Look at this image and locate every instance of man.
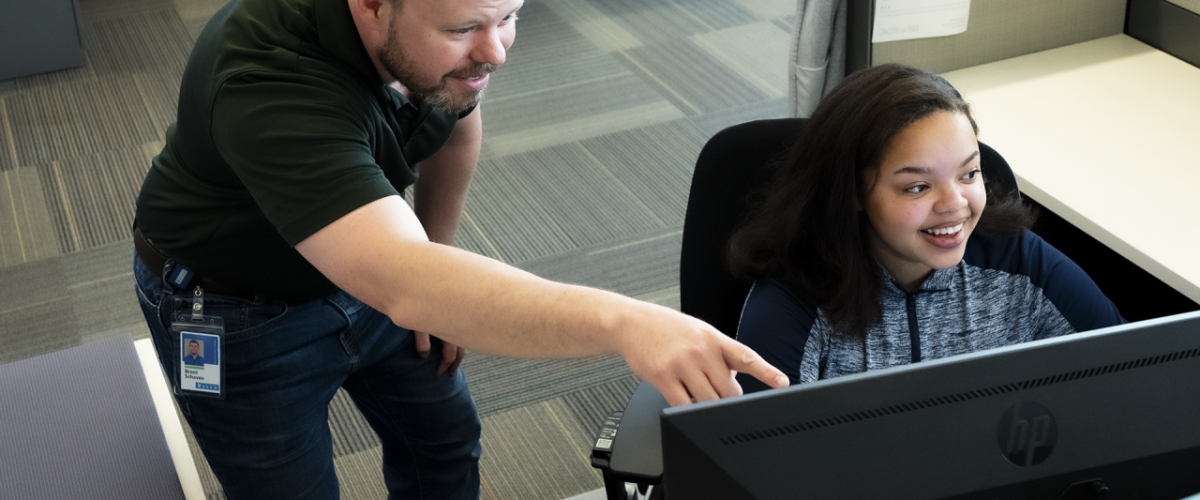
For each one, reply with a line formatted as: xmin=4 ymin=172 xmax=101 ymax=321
xmin=131 ymin=0 xmax=787 ymax=497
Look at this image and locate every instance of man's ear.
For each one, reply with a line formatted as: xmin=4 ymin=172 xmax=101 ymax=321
xmin=348 ymin=0 xmax=389 ymax=33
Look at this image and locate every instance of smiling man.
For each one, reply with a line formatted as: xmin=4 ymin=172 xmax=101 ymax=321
xmin=131 ymin=0 xmax=786 ymax=497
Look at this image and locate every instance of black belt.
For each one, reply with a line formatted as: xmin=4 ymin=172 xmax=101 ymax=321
xmin=133 ymin=227 xmax=258 ymax=301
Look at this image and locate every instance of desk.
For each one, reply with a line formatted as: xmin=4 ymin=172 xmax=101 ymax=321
xmin=0 ymin=334 xmax=204 ymax=499
xmin=942 ymin=34 xmax=1200 ymax=302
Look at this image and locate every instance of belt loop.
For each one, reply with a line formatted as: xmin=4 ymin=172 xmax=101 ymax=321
xmin=160 ymin=259 xmax=178 ymax=294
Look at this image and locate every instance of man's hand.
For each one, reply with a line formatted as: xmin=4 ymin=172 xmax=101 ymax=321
xmin=616 ymin=307 xmax=789 ymax=406
xmin=414 ymin=331 xmax=466 ymax=376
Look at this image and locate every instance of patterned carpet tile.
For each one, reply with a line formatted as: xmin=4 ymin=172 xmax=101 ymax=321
xmin=483 ymin=100 xmax=685 ymax=158
xmin=0 ymin=241 xmax=144 ymax=364
xmin=451 ymin=209 xmax=509 ymax=262
xmin=676 ymin=0 xmax=765 ymax=31
xmin=462 ymin=155 xmax=578 ymax=264
xmin=691 ymin=21 xmax=792 ymax=99
xmin=133 ymin=69 xmax=185 ymax=134
xmin=620 ymin=39 xmax=773 ymax=116
xmin=559 ymin=375 xmax=641 ymax=439
xmin=467 ymin=143 xmax=668 ymax=264
xmin=78 ymin=0 xmax=177 ymax=22
xmin=0 ymin=167 xmax=62 ymax=266
xmin=82 ymin=8 xmax=192 ymax=77
xmin=327 ymin=388 xmax=383 ymax=458
xmin=0 ymin=302 xmax=82 ymax=365
xmin=689 ymin=97 xmax=790 ymax=138
xmin=0 ymin=256 xmax=68 ymax=319
xmin=35 ymin=146 xmax=150 ymax=253
xmin=516 ymin=228 xmax=682 ymax=299
xmin=7 ymin=75 xmax=161 ymax=166
xmin=479 ymin=399 xmax=608 ymax=500
xmin=541 ymin=0 xmax=643 ymax=53
xmin=578 ymin=120 xmax=709 ymax=226
xmin=168 ymin=0 xmax=230 ymax=41
xmin=463 ymin=355 xmax=634 ymax=418
xmin=0 ymin=100 xmax=20 ymax=170
xmin=483 ymin=68 xmax=674 ymax=152
xmin=484 ymin=0 xmax=603 ymax=95
xmin=733 ymin=0 xmax=799 ymax=20
xmin=332 ymin=447 xmax=389 ymax=500
xmin=582 ymin=0 xmax=728 ymax=46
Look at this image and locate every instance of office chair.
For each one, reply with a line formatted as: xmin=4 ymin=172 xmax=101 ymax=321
xmin=590 ymin=118 xmax=1021 ymax=500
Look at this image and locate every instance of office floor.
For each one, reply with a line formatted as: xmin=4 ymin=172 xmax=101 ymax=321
xmin=0 ymin=0 xmax=794 ymax=498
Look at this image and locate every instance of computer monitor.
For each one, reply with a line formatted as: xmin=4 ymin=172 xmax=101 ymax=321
xmin=661 ymin=311 xmax=1200 ymax=499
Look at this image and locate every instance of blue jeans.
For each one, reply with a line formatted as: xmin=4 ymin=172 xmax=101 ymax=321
xmin=134 ymin=253 xmax=481 ymax=500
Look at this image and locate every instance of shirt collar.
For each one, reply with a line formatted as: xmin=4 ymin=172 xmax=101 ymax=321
xmin=879 ymin=260 xmax=958 ymax=294
xmin=313 ymin=0 xmax=406 ymax=107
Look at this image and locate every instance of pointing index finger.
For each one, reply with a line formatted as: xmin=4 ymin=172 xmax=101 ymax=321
xmin=724 ymin=338 xmax=788 ymax=389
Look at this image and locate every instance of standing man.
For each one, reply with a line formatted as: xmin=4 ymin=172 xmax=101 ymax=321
xmin=132 ymin=0 xmax=788 ymax=497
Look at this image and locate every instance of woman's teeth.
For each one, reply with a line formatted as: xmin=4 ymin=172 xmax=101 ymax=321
xmin=924 ymin=223 xmax=963 ymax=236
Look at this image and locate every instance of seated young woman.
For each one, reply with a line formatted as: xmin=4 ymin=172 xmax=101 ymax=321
xmin=728 ymin=64 xmax=1125 ymax=393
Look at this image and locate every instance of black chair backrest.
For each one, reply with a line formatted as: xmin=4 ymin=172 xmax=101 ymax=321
xmin=679 ymin=118 xmax=1018 ymax=338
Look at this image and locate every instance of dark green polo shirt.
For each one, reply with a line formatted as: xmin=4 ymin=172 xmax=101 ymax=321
xmin=136 ymin=0 xmax=469 ymax=298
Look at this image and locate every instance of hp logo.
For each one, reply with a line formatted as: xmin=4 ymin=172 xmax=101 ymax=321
xmin=997 ymin=402 xmax=1057 ymax=467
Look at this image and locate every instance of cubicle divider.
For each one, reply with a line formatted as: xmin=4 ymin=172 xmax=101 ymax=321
xmin=846 ymin=0 xmax=1127 ymax=73
xmin=1127 ymin=0 xmax=1200 ymax=68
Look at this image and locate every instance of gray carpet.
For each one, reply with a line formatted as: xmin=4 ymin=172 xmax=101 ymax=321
xmin=0 ymin=0 xmax=794 ymax=498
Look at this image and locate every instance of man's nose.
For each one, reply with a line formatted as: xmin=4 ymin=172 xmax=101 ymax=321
xmin=473 ymin=30 xmax=507 ymax=66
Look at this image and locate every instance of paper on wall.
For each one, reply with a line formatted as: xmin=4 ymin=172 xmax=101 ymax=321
xmin=872 ymin=0 xmax=971 ymax=43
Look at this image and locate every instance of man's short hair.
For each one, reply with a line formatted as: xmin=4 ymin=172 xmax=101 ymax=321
xmin=189 ymin=340 xmax=200 ymax=345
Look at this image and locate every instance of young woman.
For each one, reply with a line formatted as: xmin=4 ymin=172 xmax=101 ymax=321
xmin=727 ymin=64 xmax=1125 ymax=392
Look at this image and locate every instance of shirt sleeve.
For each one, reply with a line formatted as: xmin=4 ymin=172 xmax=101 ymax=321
xmin=967 ymin=230 xmax=1126 ymax=335
xmin=1020 ymin=230 xmax=1126 ymax=333
xmin=734 ymin=278 xmax=820 ymax=393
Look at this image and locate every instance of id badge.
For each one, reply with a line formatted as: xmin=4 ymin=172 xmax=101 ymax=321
xmin=171 ymin=286 xmax=226 ymax=399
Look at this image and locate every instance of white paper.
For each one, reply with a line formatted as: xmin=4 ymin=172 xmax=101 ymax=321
xmin=872 ymin=0 xmax=971 ymax=43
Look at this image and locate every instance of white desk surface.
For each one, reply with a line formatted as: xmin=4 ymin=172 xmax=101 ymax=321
xmin=943 ymin=34 xmax=1200 ymax=303
xmin=135 ymin=338 xmax=206 ymax=500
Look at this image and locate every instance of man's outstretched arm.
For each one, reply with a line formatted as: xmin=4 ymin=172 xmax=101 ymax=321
xmin=295 ymin=195 xmax=788 ymax=406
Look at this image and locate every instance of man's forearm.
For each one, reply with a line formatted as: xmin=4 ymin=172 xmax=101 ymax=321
xmin=412 ymin=106 xmax=482 ymax=245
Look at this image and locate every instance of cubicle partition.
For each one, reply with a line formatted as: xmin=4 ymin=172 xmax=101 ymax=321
xmin=853 ymin=0 xmax=1127 ymax=73
xmin=1127 ymin=0 xmax=1200 ymax=67
xmin=847 ymin=0 xmax=1199 ymax=72
xmin=0 ymin=0 xmax=86 ymax=80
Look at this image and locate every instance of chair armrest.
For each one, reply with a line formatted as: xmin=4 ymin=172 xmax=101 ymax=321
xmin=592 ymin=381 xmax=669 ymax=484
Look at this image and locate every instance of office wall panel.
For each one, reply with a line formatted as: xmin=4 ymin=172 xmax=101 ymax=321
xmin=1168 ymin=0 xmax=1200 ymax=15
xmin=0 ymin=0 xmax=85 ymax=80
xmin=1128 ymin=0 xmax=1200 ymax=68
xmin=871 ymin=0 xmax=1125 ymax=73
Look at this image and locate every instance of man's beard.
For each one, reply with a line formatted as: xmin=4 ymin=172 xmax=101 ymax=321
xmin=379 ymin=24 xmax=495 ymax=113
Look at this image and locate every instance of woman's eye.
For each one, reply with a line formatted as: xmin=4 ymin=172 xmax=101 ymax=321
xmin=905 ymin=185 xmax=929 ymax=194
xmin=962 ymin=169 xmax=981 ymax=180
